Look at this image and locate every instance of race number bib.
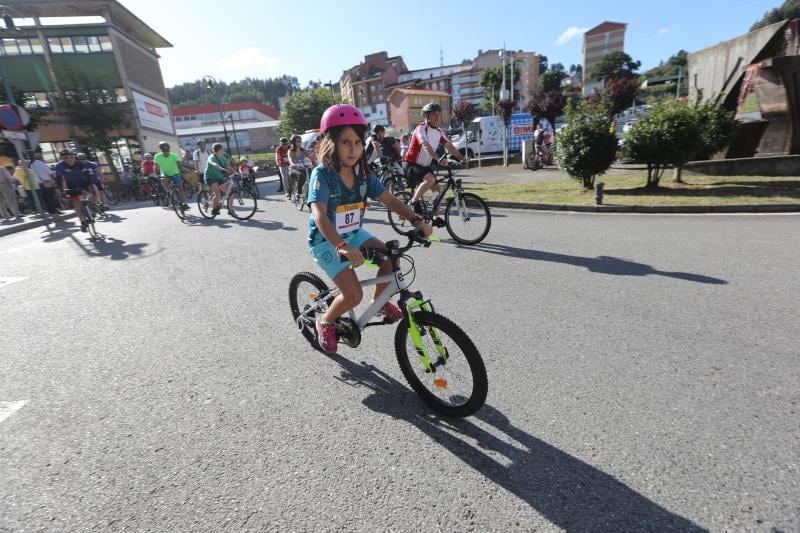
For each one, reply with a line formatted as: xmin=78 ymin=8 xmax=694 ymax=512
xmin=335 ymin=202 xmax=364 ymax=234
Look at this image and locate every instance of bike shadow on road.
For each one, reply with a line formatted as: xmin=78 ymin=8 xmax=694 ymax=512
xmin=181 ymin=214 xmax=297 ymax=231
xmin=329 ymin=355 xmax=707 ymax=531
xmin=38 ymin=224 xmax=157 ymax=260
xmin=455 ymin=243 xmax=728 ymax=285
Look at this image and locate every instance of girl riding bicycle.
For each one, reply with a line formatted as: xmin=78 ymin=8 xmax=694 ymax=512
xmin=308 ymin=104 xmax=432 ymax=353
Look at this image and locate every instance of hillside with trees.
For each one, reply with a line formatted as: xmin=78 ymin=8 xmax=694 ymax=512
xmin=751 ymin=0 xmax=800 ymax=31
xmin=167 ymin=76 xmax=300 ymax=108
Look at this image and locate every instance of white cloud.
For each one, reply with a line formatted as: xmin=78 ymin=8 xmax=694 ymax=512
xmin=556 ymin=26 xmax=589 ymax=45
xmin=657 ymin=25 xmax=679 ymax=37
xmin=215 ymin=48 xmax=281 ymax=80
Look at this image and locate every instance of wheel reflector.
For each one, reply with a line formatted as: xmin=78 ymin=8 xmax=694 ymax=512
xmin=309 ymin=291 xmax=318 ymax=300
xmin=433 ymin=378 xmax=448 ymax=389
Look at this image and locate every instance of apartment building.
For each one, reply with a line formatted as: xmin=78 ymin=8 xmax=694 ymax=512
xmin=582 ymin=21 xmax=628 ymax=96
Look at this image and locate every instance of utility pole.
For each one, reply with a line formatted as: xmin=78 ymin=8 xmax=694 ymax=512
xmin=203 ymin=75 xmax=231 ymax=155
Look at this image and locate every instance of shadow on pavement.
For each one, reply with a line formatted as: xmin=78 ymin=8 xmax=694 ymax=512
xmin=328 ymin=356 xmax=707 ymax=531
xmin=182 ymin=213 xmax=297 ymax=231
xmin=456 ymin=242 xmax=728 ymax=285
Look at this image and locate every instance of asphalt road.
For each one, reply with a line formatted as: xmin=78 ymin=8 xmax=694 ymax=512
xmin=2 ymin=182 xmax=798 ymax=532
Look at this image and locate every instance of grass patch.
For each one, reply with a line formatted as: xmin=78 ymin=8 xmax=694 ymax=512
xmin=467 ymin=174 xmax=800 ymax=206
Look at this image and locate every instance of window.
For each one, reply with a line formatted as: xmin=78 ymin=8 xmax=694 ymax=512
xmin=47 ymin=35 xmax=112 ymax=54
xmin=60 ymin=37 xmax=74 ymax=53
xmin=1 ymin=39 xmax=19 ymax=55
xmin=47 ymin=37 xmax=62 ymax=53
xmin=30 ymin=38 xmax=43 ymax=54
xmin=72 ymin=36 xmax=89 ymax=53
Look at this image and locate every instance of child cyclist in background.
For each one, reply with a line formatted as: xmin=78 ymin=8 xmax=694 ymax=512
xmin=307 ymin=104 xmax=432 ymax=354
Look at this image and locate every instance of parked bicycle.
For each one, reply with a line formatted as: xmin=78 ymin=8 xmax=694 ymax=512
xmin=388 ymin=157 xmax=491 ymax=245
xmin=289 ymin=229 xmax=488 ymax=417
xmin=196 ymin=173 xmax=257 ymax=220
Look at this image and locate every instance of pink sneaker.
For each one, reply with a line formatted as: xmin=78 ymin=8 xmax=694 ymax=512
xmin=377 ymin=301 xmax=404 ymax=323
xmin=316 ymin=317 xmax=338 ymax=353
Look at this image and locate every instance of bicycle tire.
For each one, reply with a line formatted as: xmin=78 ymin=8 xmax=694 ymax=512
xmin=248 ymin=181 xmax=260 ymax=199
xmin=171 ymin=190 xmax=186 ymax=220
xmin=197 ymin=190 xmax=214 ymax=219
xmin=119 ymin=188 xmax=132 ymax=203
xmin=82 ymin=204 xmax=99 ymax=240
xmin=444 ymin=192 xmax=491 ymax=245
xmin=387 ymin=191 xmax=413 ymax=235
xmin=298 ymin=181 xmax=309 ymax=212
xmin=228 ymin=189 xmax=257 ymax=220
xmin=394 ymin=311 xmax=487 ymax=417
xmin=525 ymin=152 xmax=542 ymax=171
xmin=289 ymin=271 xmax=333 ymax=353
xmin=105 ymin=188 xmax=119 ymax=205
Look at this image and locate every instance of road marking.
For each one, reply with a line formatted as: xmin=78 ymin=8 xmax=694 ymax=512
xmin=0 ymin=277 xmax=26 ymax=289
xmin=0 ymin=401 xmax=27 ymax=424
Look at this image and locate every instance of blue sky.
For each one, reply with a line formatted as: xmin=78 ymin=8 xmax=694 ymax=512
xmin=119 ymin=0 xmax=778 ymax=88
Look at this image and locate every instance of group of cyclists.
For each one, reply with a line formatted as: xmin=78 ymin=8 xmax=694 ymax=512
xmin=53 ymin=149 xmax=113 ymax=231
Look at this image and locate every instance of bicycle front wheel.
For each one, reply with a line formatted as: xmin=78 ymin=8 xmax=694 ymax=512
xmin=444 ymin=192 xmax=491 ymax=245
xmin=525 ymin=152 xmax=542 ymax=171
xmin=394 ymin=311 xmax=487 ymax=417
xmin=387 ymin=191 xmax=413 ymax=235
xmin=171 ymin=190 xmax=186 ymax=220
xmin=298 ymin=181 xmax=309 ymax=212
xmin=228 ymin=189 xmax=257 ymax=220
xmin=197 ymin=190 xmax=214 ymax=219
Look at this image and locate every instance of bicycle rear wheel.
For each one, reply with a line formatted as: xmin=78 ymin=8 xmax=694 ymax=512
xmin=228 ymin=189 xmax=257 ymax=220
xmin=444 ymin=192 xmax=491 ymax=245
xmin=525 ymin=152 xmax=542 ymax=171
xmin=394 ymin=311 xmax=487 ymax=417
xmin=298 ymin=181 xmax=309 ymax=212
xmin=197 ymin=190 xmax=214 ymax=219
xmin=387 ymin=191 xmax=413 ymax=235
xmin=289 ymin=271 xmax=333 ymax=353
xmin=171 ymin=190 xmax=186 ymax=220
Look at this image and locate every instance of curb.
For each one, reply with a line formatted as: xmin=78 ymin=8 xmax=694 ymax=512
xmin=485 ymin=201 xmax=800 ymax=214
xmin=0 ymin=213 xmax=78 ymax=238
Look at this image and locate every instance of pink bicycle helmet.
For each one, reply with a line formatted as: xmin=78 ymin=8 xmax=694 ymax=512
xmin=319 ymin=104 xmax=367 ymax=134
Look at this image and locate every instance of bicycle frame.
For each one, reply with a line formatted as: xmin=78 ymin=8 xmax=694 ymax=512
xmin=297 ymin=236 xmax=449 ymax=373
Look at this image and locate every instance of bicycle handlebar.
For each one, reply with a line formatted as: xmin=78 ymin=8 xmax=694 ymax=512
xmin=338 ymin=229 xmax=433 ymax=267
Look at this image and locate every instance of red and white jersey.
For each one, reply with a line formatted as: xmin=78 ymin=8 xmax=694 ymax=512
xmin=404 ymin=122 xmax=449 ymax=167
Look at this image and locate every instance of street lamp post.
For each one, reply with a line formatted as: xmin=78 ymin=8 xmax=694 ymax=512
xmin=203 ymin=75 xmax=231 ymax=155
xmin=226 ymin=113 xmax=240 ymax=157
xmin=0 ymin=7 xmax=43 ymax=214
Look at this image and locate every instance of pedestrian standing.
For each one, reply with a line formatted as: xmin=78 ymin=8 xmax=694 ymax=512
xmin=0 ymin=165 xmax=21 ymax=218
xmin=192 ymin=139 xmax=210 ymax=194
xmin=16 ymin=162 xmax=40 ymax=214
xmin=31 ymin=153 xmax=61 ymax=214
xmin=275 ymin=137 xmax=290 ymax=194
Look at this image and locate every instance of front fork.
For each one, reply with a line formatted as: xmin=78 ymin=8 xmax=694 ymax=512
xmin=401 ymin=294 xmax=447 ymax=373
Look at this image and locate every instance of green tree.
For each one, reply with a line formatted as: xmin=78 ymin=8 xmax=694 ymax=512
xmin=751 ymin=0 xmax=800 ymax=30
xmin=693 ymin=101 xmax=738 ymax=161
xmin=452 ymin=100 xmax=476 ymax=154
xmin=540 ymin=71 xmax=564 ymax=92
xmin=601 ymin=76 xmax=640 ymax=116
xmin=641 ymin=50 xmax=688 ymax=79
xmin=623 ymin=100 xmax=702 ymax=187
xmin=277 ymin=88 xmax=335 ymax=138
xmin=590 ymin=51 xmax=641 ymax=81
xmin=496 ymin=99 xmax=515 ymax=166
xmin=479 ymin=65 xmax=521 ymax=111
xmin=538 ymin=55 xmax=548 ymax=75
xmin=527 ymin=91 xmax=566 ymax=141
xmin=555 ymin=100 xmax=618 ymax=189
xmin=50 ymin=69 xmax=132 ymax=175
xmin=167 ymin=76 xmax=298 ymax=108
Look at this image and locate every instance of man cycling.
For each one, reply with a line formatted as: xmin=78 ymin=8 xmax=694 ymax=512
xmin=154 ymin=141 xmax=190 ymax=210
xmin=77 ymin=153 xmax=110 ymax=208
xmin=55 ymin=149 xmax=93 ymax=231
xmin=404 ymin=102 xmax=467 ymax=226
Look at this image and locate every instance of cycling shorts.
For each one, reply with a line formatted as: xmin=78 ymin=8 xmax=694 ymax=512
xmin=405 ymin=163 xmax=435 ymax=187
xmin=162 ymin=174 xmax=183 ymax=185
xmin=308 ymin=228 xmax=375 ymax=281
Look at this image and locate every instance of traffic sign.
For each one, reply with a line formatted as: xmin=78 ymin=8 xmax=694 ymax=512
xmin=0 ymin=105 xmax=22 ymax=131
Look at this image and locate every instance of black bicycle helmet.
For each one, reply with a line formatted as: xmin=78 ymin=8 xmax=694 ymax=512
xmin=158 ymin=141 xmax=170 ymax=151
xmin=421 ymin=102 xmax=441 ymax=115
xmin=373 ymin=124 xmax=385 ymax=134
xmin=60 ymin=148 xmax=75 ymax=157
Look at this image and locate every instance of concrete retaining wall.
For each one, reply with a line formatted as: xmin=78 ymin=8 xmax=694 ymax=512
xmin=685 ymin=155 xmax=800 ymax=176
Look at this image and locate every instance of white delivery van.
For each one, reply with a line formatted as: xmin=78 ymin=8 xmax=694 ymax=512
xmin=452 ymin=113 xmax=549 ymax=158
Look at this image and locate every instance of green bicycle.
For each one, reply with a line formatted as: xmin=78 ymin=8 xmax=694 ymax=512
xmin=288 ymin=230 xmax=488 ymax=417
